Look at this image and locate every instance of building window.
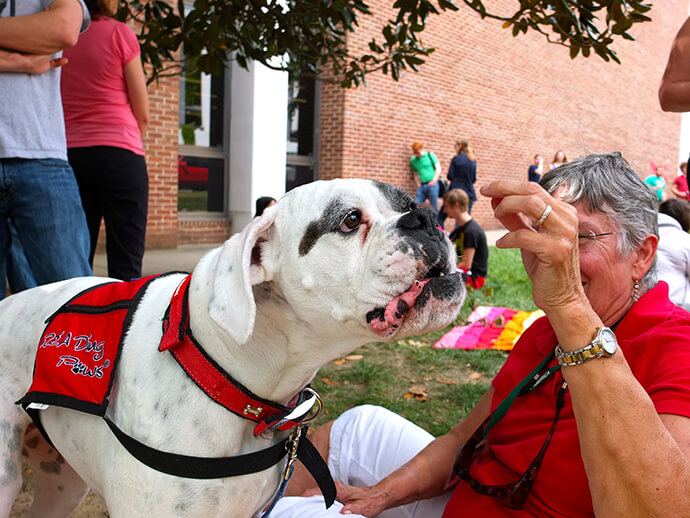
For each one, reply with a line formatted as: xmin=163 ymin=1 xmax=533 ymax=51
xmin=286 ymin=76 xmax=319 ymax=191
xmin=178 ymin=54 xmax=227 ymax=212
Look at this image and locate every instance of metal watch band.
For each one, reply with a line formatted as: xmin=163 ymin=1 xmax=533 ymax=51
xmin=555 ymin=343 xmax=605 ymax=366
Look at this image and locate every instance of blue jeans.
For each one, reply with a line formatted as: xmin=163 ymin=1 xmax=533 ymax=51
xmin=414 ymin=182 xmax=439 ymax=213
xmin=0 ymin=158 xmax=92 ymax=298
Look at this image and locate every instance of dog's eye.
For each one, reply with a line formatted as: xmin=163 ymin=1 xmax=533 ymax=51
xmin=339 ymin=210 xmax=361 ymax=233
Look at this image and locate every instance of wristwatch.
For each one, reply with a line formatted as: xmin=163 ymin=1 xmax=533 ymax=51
xmin=555 ymin=327 xmax=617 ymax=367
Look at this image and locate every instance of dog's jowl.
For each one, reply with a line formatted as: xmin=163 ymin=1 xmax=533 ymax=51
xmin=0 ymin=179 xmax=465 ymax=518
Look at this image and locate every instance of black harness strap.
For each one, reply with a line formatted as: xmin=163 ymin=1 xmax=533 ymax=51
xmin=104 ymin=416 xmax=290 ymax=479
xmin=295 ymin=435 xmax=337 ymax=505
xmin=103 ymin=416 xmax=336 ymax=507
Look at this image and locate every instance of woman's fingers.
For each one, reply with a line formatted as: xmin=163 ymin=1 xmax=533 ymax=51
xmin=482 ymin=181 xmax=555 ymax=232
xmin=481 ymin=181 xmax=577 ymax=235
xmin=480 ymin=180 xmax=584 ymax=312
xmin=336 ymin=483 xmax=387 ymax=517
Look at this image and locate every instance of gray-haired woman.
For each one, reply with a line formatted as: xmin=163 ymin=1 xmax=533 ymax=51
xmin=274 ymin=152 xmax=690 ymax=518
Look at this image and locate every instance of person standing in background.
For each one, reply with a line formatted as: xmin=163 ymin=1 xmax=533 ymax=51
xmin=528 ymin=154 xmax=543 ymax=182
xmin=0 ymin=0 xmax=93 ymax=298
xmin=255 ymin=196 xmax=276 ymax=217
xmin=62 ymin=0 xmax=150 ymax=281
xmin=645 ymin=163 xmax=668 ymax=203
xmin=444 ymin=188 xmax=488 ymax=290
xmin=438 ymin=138 xmax=477 ymax=229
xmin=671 ymin=162 xmax=689 ymax=201
xmin=550 ymin=150 xmax=567 ymax=169
xmin=410 ymin=141 xmax=440 ymax=215
xmin=657 ymin=199 xmax=690 ymax=311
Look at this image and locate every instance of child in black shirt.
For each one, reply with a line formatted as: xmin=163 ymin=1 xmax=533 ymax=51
xmin=443 ymin=189 xmax=488 ymax=289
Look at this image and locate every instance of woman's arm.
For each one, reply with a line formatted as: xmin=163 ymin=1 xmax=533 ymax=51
xmin=659 ymin=16 xmax=690 ymax=112
xmin=336 ymin=388 xmax=493 ymax=516
xmin=124 ymin=55 xmax=150 ymax=136
xmin=481 ymin=180 xmax=690 ymax=517
xmin=0 ymin=0 xmax=85 ymax=55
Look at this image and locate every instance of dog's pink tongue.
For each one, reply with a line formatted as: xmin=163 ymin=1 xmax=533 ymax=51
xmin=368 ymin=279 xmax=431 ymax=337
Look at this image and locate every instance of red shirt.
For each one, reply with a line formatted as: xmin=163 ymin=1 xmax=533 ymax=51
xmin=61 ymin=18 xmax=144 ymax=155
xmin=672 ymin=175 xmax=690 ymax=200
xmin=443 ymin=282 xmax=690 ymax=517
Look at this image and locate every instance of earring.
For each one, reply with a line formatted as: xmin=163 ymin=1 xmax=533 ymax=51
xmin=632 ymin=279 xmax=640 ymax=302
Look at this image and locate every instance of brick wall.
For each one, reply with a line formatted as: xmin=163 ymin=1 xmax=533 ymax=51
xmin=177 ymin=219 xmax=231 ymax=244
xmin=96 ymin=28 xmax=182 ymax=252
xmin=143 ymin=73 xmax=180 ymax=248
xmin=319 ymin=1 xmax=685 ymax=230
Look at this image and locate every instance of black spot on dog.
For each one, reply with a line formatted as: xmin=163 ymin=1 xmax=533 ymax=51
xmin=373 ymin=181 xmax=414 ymax=213
xmin=40 ymin=453 xmax=65 ymax=474
xmin=8 ymin=424 xmax=22 ymax=451
xmin=0 ymin=458 xmax=19 ymax=488
xmin=299 ymin=221 xmax=322 ymax=257
xmin=25 ymin=434 xmax=39 ymax=449
xmin=298 ymin=199 xmax=351 ymax=256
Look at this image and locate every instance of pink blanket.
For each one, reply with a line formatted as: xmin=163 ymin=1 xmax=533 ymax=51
xmin=433 ymin=306 xmax=544 ymax=350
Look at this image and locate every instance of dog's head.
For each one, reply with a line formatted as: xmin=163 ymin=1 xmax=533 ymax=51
xmin=209 ymin=179 xmax=465 ymax=347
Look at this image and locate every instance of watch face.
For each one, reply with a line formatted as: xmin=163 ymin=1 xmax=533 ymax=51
xmin=600 ymin=328 xmax=617 ymax=355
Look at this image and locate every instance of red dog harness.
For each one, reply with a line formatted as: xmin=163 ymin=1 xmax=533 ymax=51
xmin=17 ymin=273 xmax=335 ymax=509
xmin=18 ymin=274 xmax=159 ymax=415
xmin=160 ymin=275 xmax=319 ymax=435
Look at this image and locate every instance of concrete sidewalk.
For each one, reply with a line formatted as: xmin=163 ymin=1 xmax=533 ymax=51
xmin=93 ymin=229 xmax=507 ymax=278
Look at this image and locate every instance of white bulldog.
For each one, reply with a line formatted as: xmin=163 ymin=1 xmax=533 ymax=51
xmin=0 ymin=179 xmax=465 ymax=518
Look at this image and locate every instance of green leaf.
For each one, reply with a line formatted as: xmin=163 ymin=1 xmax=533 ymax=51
xmin=126 ymin=0 xmax=654 ymax=88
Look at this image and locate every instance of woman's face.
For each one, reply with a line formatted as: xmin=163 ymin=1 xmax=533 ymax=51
xmin=575 ymin=202 xmax=640 ymax=325
xmin=556 ymin=152 xmax=565 ymax=162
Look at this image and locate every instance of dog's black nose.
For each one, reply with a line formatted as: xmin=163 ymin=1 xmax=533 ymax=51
xmin=396 ymin=208 xmax=441 ymax=238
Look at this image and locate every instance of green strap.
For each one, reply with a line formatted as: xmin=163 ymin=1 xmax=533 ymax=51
xmin=483 ymin=349 xmax=559 ymax=437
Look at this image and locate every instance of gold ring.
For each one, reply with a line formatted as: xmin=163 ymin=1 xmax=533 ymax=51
xmin=536 ymin=204 xmax=552 ymax=226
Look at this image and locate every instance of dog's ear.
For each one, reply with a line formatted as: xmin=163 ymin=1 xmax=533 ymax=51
xmin=209 ymin=207 xmax=278 ymax=345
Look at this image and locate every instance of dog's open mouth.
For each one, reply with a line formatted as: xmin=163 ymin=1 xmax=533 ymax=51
xmin=366 ymin=266 xmax=454 ymax=337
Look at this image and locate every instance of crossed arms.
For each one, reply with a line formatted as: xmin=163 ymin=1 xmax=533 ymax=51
xmin=0 ymin=0 xmax=85 ymax=74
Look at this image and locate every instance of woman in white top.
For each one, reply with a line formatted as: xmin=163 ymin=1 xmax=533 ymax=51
xmin=657 ymin=199 xmax=690 ymax=310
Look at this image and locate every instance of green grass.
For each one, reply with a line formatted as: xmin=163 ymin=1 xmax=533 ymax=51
xmin=178 ymin=190 xmax=208 ymax=211
xmin=310 ymin=246 xmax=536 ymax=436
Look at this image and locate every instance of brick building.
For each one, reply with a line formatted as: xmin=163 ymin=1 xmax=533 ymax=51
xmin=142 ymin=1 xmax=687 ymax=249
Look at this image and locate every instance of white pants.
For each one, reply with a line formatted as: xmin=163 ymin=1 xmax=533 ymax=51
xmin=271 ymin=405 xmax=451 ymax=518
